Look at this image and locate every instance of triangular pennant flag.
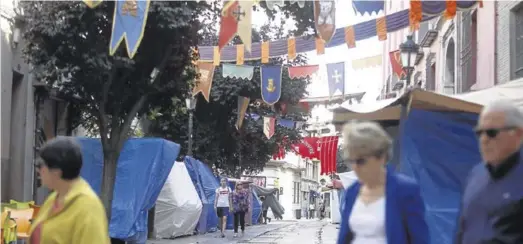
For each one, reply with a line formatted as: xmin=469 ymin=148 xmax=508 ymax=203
xmin=237 ymin=0 xmax=253 ymax=52
xmin=236 ymin=96 xmax=250 ymax=130
xmin=192 ymin=62 xmax=215 ymax=102
xmin=218 ymin=1 xmax=239 ymax=50
xmin=263 ymin=117 xmax=276 ymax=139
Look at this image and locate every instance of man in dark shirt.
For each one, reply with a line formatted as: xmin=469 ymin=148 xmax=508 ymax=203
xmin=456 ymin=100 xmax=523 ymax=244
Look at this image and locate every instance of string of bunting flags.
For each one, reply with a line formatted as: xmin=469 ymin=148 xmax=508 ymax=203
xmin=193 ymin=61 xmax=347 ymax=106
xmin=82 ymin=0 xmax=482 ymax=61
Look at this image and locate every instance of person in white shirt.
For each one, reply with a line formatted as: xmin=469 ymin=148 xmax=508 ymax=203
xmin=214 ymin=177 xmax=232 ymax=238
xmin=309 ymin=202 xmax=315 ymax=219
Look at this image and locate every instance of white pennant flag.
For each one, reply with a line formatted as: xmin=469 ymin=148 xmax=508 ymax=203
xmin=263 ymin=117 xmax=276 ymax=139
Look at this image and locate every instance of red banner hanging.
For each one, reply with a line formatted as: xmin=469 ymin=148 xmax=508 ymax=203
xmin=293 ymin=137 xmax=319 ymax=159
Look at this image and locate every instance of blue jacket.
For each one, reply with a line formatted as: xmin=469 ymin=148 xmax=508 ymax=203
xmin=337 ymin=170 xmax=430 ymax=244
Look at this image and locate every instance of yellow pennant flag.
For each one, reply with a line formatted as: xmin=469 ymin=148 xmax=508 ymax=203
xmin=237 ymin=0 xmax=253 ymax=53
xmin=83 ymin=0 xmax=102 ymax=8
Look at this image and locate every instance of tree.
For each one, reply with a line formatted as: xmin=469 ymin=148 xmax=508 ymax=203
xmin=20 ymin=1 xmax=208 ymax=217
xmin=146 ymin=14 xmax=311 ymax=175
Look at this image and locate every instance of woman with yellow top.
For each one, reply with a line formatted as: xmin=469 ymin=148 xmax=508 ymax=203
xmin=29 ymin=137 xmax=110 ymax=244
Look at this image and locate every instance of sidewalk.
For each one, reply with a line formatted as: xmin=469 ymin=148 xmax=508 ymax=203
xmin=146 ymin=221 xmax=294 ymax=244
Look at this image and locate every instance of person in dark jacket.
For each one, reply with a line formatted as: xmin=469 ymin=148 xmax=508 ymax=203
xmin=260 ymin=196 xmax=271 ymax=224
xmin=455 ymin=100 xmax=523 ymax=244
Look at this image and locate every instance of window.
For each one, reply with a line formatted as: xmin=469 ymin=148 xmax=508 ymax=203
xmin=293 ymin=182 xmax=301 ymax=204
xmin=511 ymin=4 xmax=523 ymax=80
xmin=313 ymin=163 xmax=318 ymax=181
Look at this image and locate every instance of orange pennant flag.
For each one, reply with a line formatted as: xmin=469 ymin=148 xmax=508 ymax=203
xmin=213 ymin=46 xmax=220 ymax=66
xmin=345 ymin=26 xmax=356 ymax=49
xmin=236 ymin=44 xmax=244 ymax=65
xmin=443 ymin=0 xmax=457 ymax=20
xmin=261 ymin=41 xmax=269 ymax=63
xmin=316 ymin=37 xmax=325 ymax=55
xmin=193 ymin=62 xmax=216 ymax=102
xmin=288 ymin=37 xmax=297 ymax=61
xmin=409 ymin=0 xmax=422 ymax=31
xmin=376 ymin=17 xmax=387 ymax=41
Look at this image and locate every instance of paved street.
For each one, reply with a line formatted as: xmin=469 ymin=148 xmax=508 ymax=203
xmin=147 ymin=219 xmax=339 ymax=244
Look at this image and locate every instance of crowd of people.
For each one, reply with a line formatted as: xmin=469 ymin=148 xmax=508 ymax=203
xmin=24 ymin=99 xmax=523 ymax=244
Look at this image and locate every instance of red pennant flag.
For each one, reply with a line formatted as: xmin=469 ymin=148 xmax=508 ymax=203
xmin=263 ymin=117 xmax=276 ymax=139
xmin=293 ymin=137 xmax=319 ymax=159
xmin=218 ymin=1 xmax=239 ymax=51
xmin=288 ymin=65 xmax=320 ymax=79
xmin=389 ymin=50 xmax=406 ymax=79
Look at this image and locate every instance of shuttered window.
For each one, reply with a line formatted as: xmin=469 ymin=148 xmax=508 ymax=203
xmin=512 ymin=5 xmax=523 ymax=79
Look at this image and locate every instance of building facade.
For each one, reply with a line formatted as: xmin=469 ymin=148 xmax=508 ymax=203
xmin=1 ymin=2 xmax=73 ymax=203
xmin=381 ymin=1 xmax=496 ymax=97
xmin=496 ymin=1 xmax=523 ymax=84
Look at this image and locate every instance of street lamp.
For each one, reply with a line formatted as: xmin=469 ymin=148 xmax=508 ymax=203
xmin=399 ymin=35 xmax=419 ymax=86
xmin=185 ymin=95 xmax=197 ymax=156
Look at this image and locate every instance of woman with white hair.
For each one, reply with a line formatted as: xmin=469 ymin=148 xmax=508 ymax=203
xmin=336 ymin=121 xmax=429 ymax=244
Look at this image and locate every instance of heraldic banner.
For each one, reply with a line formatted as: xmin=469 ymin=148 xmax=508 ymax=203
xmin=109 ymin=0 xmax=151 ymax=59
xmin=260 ymin=65 xmax=283 ymax=105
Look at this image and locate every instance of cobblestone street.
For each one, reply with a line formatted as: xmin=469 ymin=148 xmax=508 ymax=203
xmin=147 ymin=220 xmax=339 ymax=244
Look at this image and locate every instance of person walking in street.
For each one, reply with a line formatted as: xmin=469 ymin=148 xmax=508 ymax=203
xmin=337 ymin=121 xmax=429 ymax=244
xmin=215 ymin=177 xmax=232 ymax=238
xmin=308 ymin=201 xmax=315 ymax=219
xmin=232 ymin=182 xmax=250 ymax=237
xmin=302 ymin=196 xmax=309 ymax=219
xmin=455 ymin=100 xmax=523 ymax=244
xmin=29 ymin=137 xmax=110 ymax=244
xmin=261 ymin=196 xmax=271 ymax=224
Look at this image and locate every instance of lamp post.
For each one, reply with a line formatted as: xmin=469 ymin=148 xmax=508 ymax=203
xmin=185 ymin=95 xmax=197 ymax=156
xmin=399 ymin=35 xmax=419 ymax=86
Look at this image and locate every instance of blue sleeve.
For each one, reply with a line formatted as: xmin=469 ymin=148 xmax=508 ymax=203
xmin=403 ymin=183 xmax=430 ymax=244
xmin=337 ymin=185 xmax=357 ymax=244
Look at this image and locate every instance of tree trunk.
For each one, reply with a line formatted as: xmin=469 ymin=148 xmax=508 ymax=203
xmin=101 ymin=151 xmax=119 ymax=219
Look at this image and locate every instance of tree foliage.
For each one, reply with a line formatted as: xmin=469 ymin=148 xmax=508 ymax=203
xmin=146 ymin=6 xmax=312 ymax=176
xmin=20 ymin=1 xmax=208 ymax=215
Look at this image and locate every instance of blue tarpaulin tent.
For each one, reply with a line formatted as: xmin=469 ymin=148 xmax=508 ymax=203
xmin=399 ymin=109 xmax=481 ymax=244
xmin=332 ymin=89 xmax=485 ymax=244
xmin=77 ymin=138 xmax=180 ymax=243
xmin=184 ymin=156 xmax=219 ymax=233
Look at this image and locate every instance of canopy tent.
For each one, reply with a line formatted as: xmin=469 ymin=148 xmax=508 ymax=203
xmin=251 ymin=185 xmax=284 ymax=220
xmin=77 ymin=138 xmax=180 ymax=243
xmin=183 ymin=156 xmax=219 ymax=234
xmin=332 ymin=89 xmax=482 ymax=123
xmin=455 ymin=77 xmax=523 ymax=107
xmin=330 ymin=90 xmax=484 ymax=244
xmin=154 ymin=162 xmax=202 ymax=239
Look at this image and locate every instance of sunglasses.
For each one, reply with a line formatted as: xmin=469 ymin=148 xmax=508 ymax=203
xmin=474 ymin=127 xmax=514 ymax=138
xmin=344 ymin=158 xmax=367 ymax=165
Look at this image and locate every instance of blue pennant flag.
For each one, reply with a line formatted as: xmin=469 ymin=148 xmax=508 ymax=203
xmin=352 ymin=0 xmax=384 ymax=15
xmin=261 ymin=66 xmax=283 ymax=105
xmin=109 ymin=0 xmax=151 ymax=59
xmin=326 ymin=62 xmax=345 ymax=97
xmin=277 ymin=119 xmax=295 ymax=129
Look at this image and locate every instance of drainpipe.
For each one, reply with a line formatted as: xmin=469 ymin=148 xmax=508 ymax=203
xmin=494 ymin=1 xmax=498 ymax=85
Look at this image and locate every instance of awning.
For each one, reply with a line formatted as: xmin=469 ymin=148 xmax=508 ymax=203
xmin=332 ymin=89 xmax=482 ymax=124
xmin=454 ymin=77 xmax=523 ymax=108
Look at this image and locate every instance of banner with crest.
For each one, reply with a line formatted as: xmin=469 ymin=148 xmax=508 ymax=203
xmin=260 ymin=66 xmax=283 ymax=105
xmin=109 ymin=0 xmax=151 ymax=59
xmin=314 ymin=0 xmax=336 ymax=43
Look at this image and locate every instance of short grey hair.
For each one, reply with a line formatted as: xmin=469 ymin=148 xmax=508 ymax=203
xmin=481 ymin=100 xmax=523 ymax=128
xmin=342 ymin=121 xmax=393 ymax=160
